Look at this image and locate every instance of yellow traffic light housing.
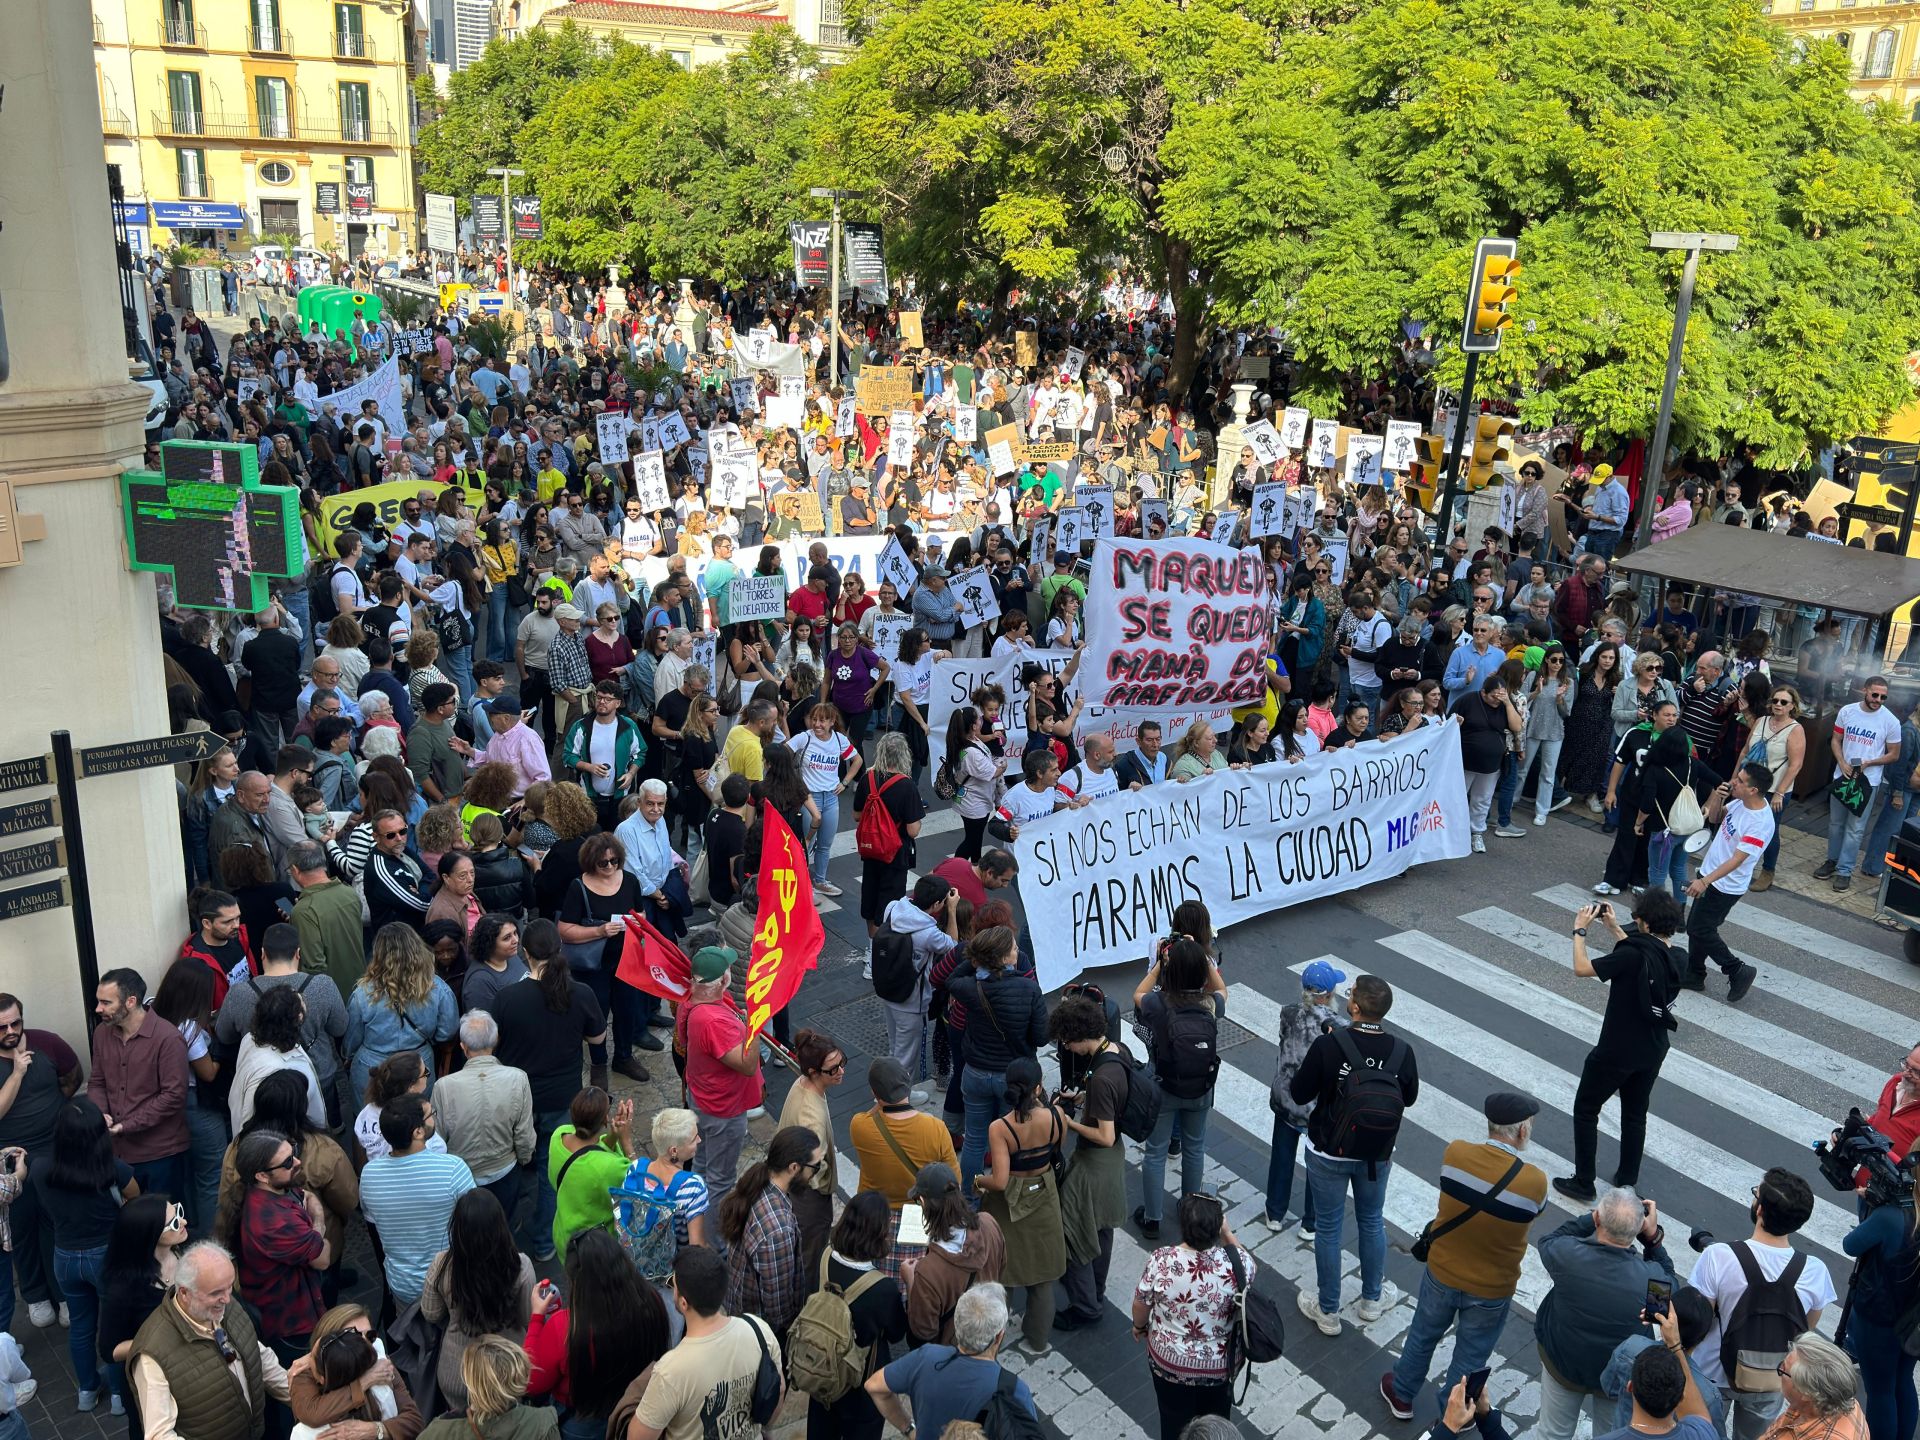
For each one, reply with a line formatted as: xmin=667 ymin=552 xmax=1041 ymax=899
xmin=1467 ymin=414 xmax=1515 ymax=491
xmin=1462 ymin=238 xmax=1520 ymax=354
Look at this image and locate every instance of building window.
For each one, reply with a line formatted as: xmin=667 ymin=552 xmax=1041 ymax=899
xmin=667 ymin=49 xmax=692 ymax=68
xmin=1835 ymin=30 xmax=1853 ymax=50
xmin=344 ymin=156 xmax=372 ymax=186
xmin=259 ymin=160 xmax=294 ymax=185
xmin=255 ymin=76 xmax=292 ymax=138
xmin=162 ymin=0 xmax=198 ymax=45
xmin=249 ymin=0 xmax=285 ymax=50
xmin=338 ymin=81 xmax=370 ymax=141
xmin=819 ymin=0 xmax=846 ymax=44
xmin=1791 ymin=35 xmax=1809 ymax=58
xmin=1869 ymin=26 xmax=1897 ymax=73
xmin=335 ymin=3 xmax=369 ymax=57
xmin=176 ymin=147 xmax=209 ymax=198
xmin=167 ymin=70 xmax=203 ymax=133
xmin=260 ymin=198 xmax=300 ymax=230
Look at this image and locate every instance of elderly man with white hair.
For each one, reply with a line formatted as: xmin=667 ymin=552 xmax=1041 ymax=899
xmin=430 ymin=1009 xmax=535 ymax=1217
xmin=1534 ymin=1186 xmax=1679 ymax=1440
xmin=867 ymin=1282 xmax=1038 ymax=1436
xmin=616 ymin=779 xmax=689 ymax=941
xmin=1763 ymin=1335 xmax=1868 ymax=1440
xmin=654 ymin=626 xmax=696 ymax=705
xmin=128 ymin=1241 xmax=291 ymax=1440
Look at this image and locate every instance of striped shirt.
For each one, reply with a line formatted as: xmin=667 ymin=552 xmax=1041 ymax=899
xmin=1426 ymin=1139 xmax=1548 ymax=1300
xmin=359 ymin=1149 xmax=475 ymax=1304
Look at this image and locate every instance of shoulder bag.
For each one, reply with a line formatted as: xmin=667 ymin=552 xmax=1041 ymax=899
xmin=1409 ymin=1154 xmax=1526 ymax=1263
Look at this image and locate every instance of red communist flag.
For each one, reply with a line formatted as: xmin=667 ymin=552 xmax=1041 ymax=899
xmin=617 ymin=909 xmax=692 ymax=1004
xmin=745 ymin=805 xmax=824 ymax=1047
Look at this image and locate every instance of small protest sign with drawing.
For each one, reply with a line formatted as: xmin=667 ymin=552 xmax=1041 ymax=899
xmin=1249 ymin=482 xmax=1289 ymax=538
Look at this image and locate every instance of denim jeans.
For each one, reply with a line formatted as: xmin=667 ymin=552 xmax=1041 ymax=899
xmin=1848 ymin=1314 xmax=1919 ymax=1440
xmin=1389 ymin=1272 xmax=1513 ymax=1408
xmin=1646 ymin=829 xmax=1692 ymax=903
xmin=54 ymin=1242 xmax=109 ymax=1393
xmin=1494 ymin=751 xmax=1520 ymax=828
xmin=808 ymin=786 xmax=839 ymax=885
xmin=1829 ymin=784 xmax=1885 ymax=877
xmin=1263 ymin=1114 xmax=1315 ymax=1229
xmin=1584 ymin=528 xmax=1623 ymax=561
xmin=1351 ymin=682 xmax=1382 ymax=734
xmin=1519 ymin=737 xmax=1564 ymax=822
xmin=1862 ymin=789 xmax=1914 ymax=879
xmin=1536 ymin=1363 xmax=1603 ymax=1440
xmin=185 ymin=1092 xmax=230 ymax=1235
xmin=485 ymin=586 xmax=513 ymax=663
xmin=959 ymin=1065 xmax=1004 ymax=1202
xmin=519 ymin=1105 xmax=571 ymax=1259
xmin=128 ymin=1151 xmax=187 ymax=1205
xmin=442 ymin=642 xmax=475 ymax=705
xmin=1142 ymin=1089 xmax=1211 ymax=1225
xmin=1305 ymin=1150 xmax=1390 ymax=1313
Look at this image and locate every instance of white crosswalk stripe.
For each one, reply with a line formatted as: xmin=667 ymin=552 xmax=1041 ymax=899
xmin=1718 ymin=901 xmax=1920 ymax=993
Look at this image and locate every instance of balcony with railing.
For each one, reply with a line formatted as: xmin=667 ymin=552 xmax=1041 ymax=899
xmin=333 ymin=30 xmax=375 ymax=59
xmin=101 ymin=106 xmax=132 ymax=134
xmin=248 ymin=24 xmax=292 ymax=51
xmin=145 ymin=109 xmax=397 ymax=145
xmin=158 ymin=16 xmax=207 ymax=46
xmin=93 ymin=16 xmax=105 ymax=43
xmin=333 ymin=116 xmax=396 ymax=145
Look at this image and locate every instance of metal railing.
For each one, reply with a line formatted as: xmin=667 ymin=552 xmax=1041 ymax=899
xmin=101 ymin=107 xmax=131 ymax=134
xmin=93 ymin=16 xmax=105 ymax=42
xmin=149 ymin=109 xmax=267 ymax=140
xmin=333 ymin=116 xmax=395 ymax=144
xmin=247 ymin=24 xmax=292 ymax=51
xmin=158 ymin=17 xmax=206 ymax=45
xmin=333 ymin=29 xmax=374 ymax=58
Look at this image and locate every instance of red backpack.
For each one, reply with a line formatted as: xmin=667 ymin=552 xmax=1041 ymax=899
xmin=856 ymin=774 xmax=906 ymax=863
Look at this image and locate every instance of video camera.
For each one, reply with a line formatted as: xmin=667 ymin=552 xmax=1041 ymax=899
xmin=1813 ymin=1108 xmax=1919 ymax=1211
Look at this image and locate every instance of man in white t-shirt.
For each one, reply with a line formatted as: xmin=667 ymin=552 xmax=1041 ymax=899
xmin=989 ymin=750 xmax=1069 ymax=841
xmin=1688 ymin=1167 xmax=1834 ymax=1440
xmin=1056 ymin=734 xmax=1119 ymax=806
xmin=1681 ymin=761 xmax=1774 ymax=1002
xmin=1816 ymin=675 xmax=1902 ymax=891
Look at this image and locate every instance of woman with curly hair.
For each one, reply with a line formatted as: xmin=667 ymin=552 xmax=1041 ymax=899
xmin=460 ymin=761 xmax=521 ymax=844
xmin=532 ymin=781 xmax=600 ymax=916
xmin=345 ymin=924 xmax=458 ymax=1098
xmin=416 ymin=802 xmax=464 ymax=874
xmin=405 ymin=631 xmax=449 ymax=710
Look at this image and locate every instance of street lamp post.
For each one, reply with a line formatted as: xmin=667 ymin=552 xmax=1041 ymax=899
xmin=486 ymin=165 xmax=525 ymax=319
xmin=1632 ymin=230 xmax=1739 ymax=548
xmin=810 ymin=185 xmax=852 ymax=390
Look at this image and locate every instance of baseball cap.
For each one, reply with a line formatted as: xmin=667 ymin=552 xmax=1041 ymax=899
xmin=868 ymin=1056 xmax=912 ymax=1105
xmin=553 ymin=603 xmax=585 ymax=622
xmin=1053 ymin=550 xmax=1072 ymax=565
xmin=1301 ymin=959 xmax=1347 ymax=994
xmin=690 ymin=945 xmax=736 ymax=981
xmin=908 ymin=1162 xmax=960 ymax=1201
xmin=486 ymin=694 xmax=524 ymax=716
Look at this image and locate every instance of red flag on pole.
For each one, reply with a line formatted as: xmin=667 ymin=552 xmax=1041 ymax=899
xmin=744 ymin=806 xmax=824 ymax=1048
xmin=617 ymin=910 xmax=693 ymax=1004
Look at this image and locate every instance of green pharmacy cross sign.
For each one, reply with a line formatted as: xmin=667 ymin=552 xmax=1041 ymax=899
xmin=120 ymin=440 xmax=302 ymax=611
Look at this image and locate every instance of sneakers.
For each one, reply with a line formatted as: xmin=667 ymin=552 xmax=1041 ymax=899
xmin=77 ymin=1390 xmax=99 ymax=1414
xmin=760 ymin=1042 xmax=787 ymax=1070
xmin=26 ymin=1300 xmax=55 ymax=1328
xmin=1727 ymin=962 xmax=1758 ymax=1004
xmin=1296 ymin=1285 xmax=1340 ymax=1337
xmin=1356 ymin=1282 xmax=1400 ymax=1322
xmin=1533 ymin=813 xmax=1549 ymax=827
xmin=1552 ymin=795 xmax=1574 ymax=814
xmin=1750 ymin=869 xmax=1774 ymax=892
xmin=1586 ymin=796 xmax=1604 ymax=814
xmin=1258 ymin=1211 xmax=1292 ymax=1234
xmin=1592 ymin=881 xmax=1621 ymax=896
xmin=1131 ymin=1206 xmax=1161 ymax=1239
xmin=909 ymin=1090 xmax=930 ymax=1107
xmin=1471 ymin=833 xmax=1486 ymax=854
xmin=110 ymin=1394 xmax=124 ymax=1417
xmin=1013 ymin=1334 xmax=1053 ymax=1358
xmin=1297 ymin=1224 xmax=1317 ymax=1245
xmin=1813 ymin=860 xmax=1838 ymax=880
xmin=13 ymin=1381 xmax=36 ymax=1407
xmin=818 ymin=881 xmax=843 ymax=897
xmin=861 ymin=960 xmax=873 ymax=981
xmin=1552 ymin=1175 xmax=1598 ymax=1203
xmin=1169 ymin=1135 xmax=1183 ymax=1157
xmin=1833 ymin=874 xmax=1853 ymax=892
xmin=1494 ymin=826 xmax=1528 ymax=839
xmin=1381 ymin=1374 xmax=1415 ymax=1422
xmin=745 ymin=1106 xmax=767 ymax=1120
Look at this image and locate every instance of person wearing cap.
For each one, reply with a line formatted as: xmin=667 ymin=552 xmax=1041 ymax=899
xmin=546 ymin=603 xmax=595 ymax=734
xmin=901 ymin=1162 xmax=1005 ymax=1347
xmin=910 ymin=566 xmax=958 ymax=647
xmin=1579 ymin=464 xmax=1631 ymax=560
xmin=1263 ymin=960 xmax=1349 ymax=1237
xmin=841 ymin=475 xmax=878 ymax=535
xmin=478 ymin=693 xmax=551 ymax=797
xmin=674 ymin=946 xmax=763 ymax=1208
xmin=1380 ymin=1091 xmax=1549 ymax=1421
xmin=849 ymin=1059 xmax=958 ymax=1276
xmin=1554 ymin=890 xmax=1687 ymax=1204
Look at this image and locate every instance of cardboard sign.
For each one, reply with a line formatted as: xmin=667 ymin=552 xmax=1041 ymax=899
xmin=729 ymin=378 xmax=758 ymax=415
xmin=875 ymin=532 xmax=920 ymax=596
xmin=950 ymin=564 xmax=997 ymax=630
xmin=1384 ymin=420 xmax=1421 ymax=474
xmin=1345 ymin=434 xmax=1386 ymax=488
xmin=886 ymin=410 xmax=917 ymax=471
xmin=728 ymin=573 xmax=789 ymax=624
xmin=657 ymin=411 xmax=691 ymax=450
xmin=1024 ymin=443 xmax=1076 ymax=462
xmin=596 ymin=411 xmax=635 ymax=466
xmin=1054 ymin=505 xmax=1085 ymax=554
xmin=633 ymin=452 xmax=671 ymax=513
xmin=985 ymin=422 xmax=1022 ymax=477
xmin=773 ymin=489 xmax=825 ymax=533
xmin=1278 ymin=407 xmax=1311 ymax=451
xmin=1306 ymin=420 xmax=1338 ymax=471
xmin=1242 ymin=419 xmax=1286 ymax=467
xmin=1249 ymin=482 xmax=1290 ymax=538
xmin=953 ymin=406 xmax=978 ymax=443
xmin=1140 ymin=498 xmax=1170 ymax=538
xmin=856 ymin=364 xmax=914 ymax=416
xmin=868 ymin=609 xmax=913 ymax=661
xmin=899 ymin=311 xmax=924 ymax=349
xmin=1210 ymin=512 xmax=1241 ymax=546
xmin=1014 ymin=331 xmax=1039 ymax=368
xmin=1074 ymin=484 xmax=1114 ymax=540
xmin=834 ymin=396 xmax=858 ymax=438
xmin=1061 ymin=346 xmax=1087 ymax=381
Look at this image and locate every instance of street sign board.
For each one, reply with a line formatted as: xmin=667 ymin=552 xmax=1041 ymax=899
xmin=0 ymin=796 xmax=57 ymax=839
xmin=79 ymin=730 xmax=226 ymax=778
xmin=0 ymin=754 xmax=50 ymax=794
xmin=0 ymin=837 xmax=63 ymax=884
xmin=0 ymin=876 xmax=68 ymax=922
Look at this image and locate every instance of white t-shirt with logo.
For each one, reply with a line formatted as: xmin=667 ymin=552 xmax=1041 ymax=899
xmin=1700 ymin=799 xmax=1774 ymax=896
xmin=997 ymin=782 xmax=1063 ymax=830
xmin=1832 ymin=702 xmax=1902 ymax=786
xmin=1057 ymin=761 xmax=1118 ymax=803
xmin=788 ymin=729 xmax=855 ymax=794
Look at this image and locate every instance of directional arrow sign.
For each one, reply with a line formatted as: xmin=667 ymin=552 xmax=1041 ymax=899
xmin=0 ymin=876 xmax=69 ymax=922
xmin=0 ymin=796 xmax=56 ymax=839
xmin=79 ymin=730 xmax=226 ymax=779
xmin=0 ymin=754 xmax=50 ymax=794
xmin=0 ymin=836 xmax=63 ymax=884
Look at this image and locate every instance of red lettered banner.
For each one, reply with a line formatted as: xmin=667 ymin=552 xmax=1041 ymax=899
xmin=1081 ymin=536 xmax=1273 ymax=712
xmin=617 ymin=910 xmax=692 ymax=1003
xmin=745 ymin=806 xmax=824 ymax=1047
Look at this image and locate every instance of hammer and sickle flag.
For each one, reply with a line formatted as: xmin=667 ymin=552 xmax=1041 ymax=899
xmin=744 ymin=804 xmax=825 ymax=1047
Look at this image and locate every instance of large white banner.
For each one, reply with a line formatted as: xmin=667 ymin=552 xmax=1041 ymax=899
xmin=328 ymin=356 xmax=406 ymax=437
xmin=1014 ymin=721 xmax=1470 ymax=985
xmin=1081 ymin=537 xmax=1272 ymax=715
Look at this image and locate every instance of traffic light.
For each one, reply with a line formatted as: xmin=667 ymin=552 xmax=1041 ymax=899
xmin=1408 ymin=433 xmax=1446 ymax=513
xmin=1462 ymin=238 xmax=1521 ymax=354
xmin=1467 ymin=412 xmax=1515 ymax=491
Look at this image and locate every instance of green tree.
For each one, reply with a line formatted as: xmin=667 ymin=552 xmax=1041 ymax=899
xmin=1159 ymin=0 xmax=1920 ymax=461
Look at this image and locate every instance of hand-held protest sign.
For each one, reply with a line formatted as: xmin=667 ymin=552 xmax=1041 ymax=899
xmin=1384 ymin=420 xmax=1422 ymax=473
xmin=766 ymin=375 xmax=807 ymax=430
xmin=633 ymin=452 xmax=672 ymax=513
xmin=1248 ymin=482 xmax=1289 ymax=539
xmin=1012 ymin=722 xmax=1470 ymax=985
xmin=1345 ymin=434 xmax=1386 ymax=488
xmin=886 ymin=411 xmax=917 ymax=471
xmin=1074 ymin=484 xmax=1113 ymax=540
xmin=1061 ymin=346 xmax=1087 ymax=381
xmin=899 ymin=311 xmax=924 ymax=349
xmin=1242 ymin=420 xmax=1286 ymax=467
xmin=875 ymin=532 xmax=920 ymax=597
xmin=1014 ymin=331 xmax=1039 ymax=368
xmin=950 ymin=564 xmax=997 ymax=630
xmin=1081 ymin=536 xmax=1273 ymax=714
xmin=597 ymin=411 xmax=635 ymax=466
xmin=984 ymin=421 xmax=1022 ymax=477
xmin=1210 ymin=512 xmax=1241 ymax=546
xmin=868 ymin=609 xmax=913 ymax=661
xmin=1140 ymin=498 xmax=1170 ymax=537
xmin=729 ymin=573 xmax=789 ymax=625
xmin=856 ymin=364 xmax=914 ymax=416
xmin=656 ymin=411 xmax=692 ymax=450
xmin=1053 ymin=506 xmax=1086 ymax=556
xmin=1279 ymin=407 xmax=1312 ymax=451
xmin=708 ymin=449 xmax=757 ymax=511
xmin=953 ymin=407 xmax=978 ymax=443
xmin=730 ymin=378 xmax=759 ymax=415
xmin=1306 ymin=420 xmax=1339 ymax=471
xmin=835 ymin=396 xmax=858 ymax=438
xmin=690 ymin=634 xmax=719 ymax=695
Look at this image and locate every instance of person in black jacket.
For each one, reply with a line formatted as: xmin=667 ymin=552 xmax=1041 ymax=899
xmin=1632 ymin=727 xmax=1720 ymax=906
xmin=806 ymin=1192 xmax=908 ymax=1440
xmin=467 ymin=813 xmax=535 ymax=918
xmin=1289 ymin=974 xmax=1419 ymax=1336
xmin=363 ymin=808 xmax=432 ymax=933
xmin=1554 ymin=891 xmax=1684 ymax=1202
xmin=241 ymin=605 xmax=305 ymax=751
xmin=946 ymin=926 xmax=1048 ymax=1203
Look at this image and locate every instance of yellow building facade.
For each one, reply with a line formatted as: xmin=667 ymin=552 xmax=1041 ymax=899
xmin=94 ymin=0 xmax=427 ymax=259
xmin=518 ymin=0 xmax=850 ymax=66
xmin=1765 ymin=0 xmax=1920 ymax=116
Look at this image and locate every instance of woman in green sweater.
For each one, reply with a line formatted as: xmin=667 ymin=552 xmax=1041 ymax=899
xmin=547 ymin=1087 xmax=634 ymax=1261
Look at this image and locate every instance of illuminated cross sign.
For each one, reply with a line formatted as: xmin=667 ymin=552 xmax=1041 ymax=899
xmin=119 ymin=440 xmax=302 ymax=611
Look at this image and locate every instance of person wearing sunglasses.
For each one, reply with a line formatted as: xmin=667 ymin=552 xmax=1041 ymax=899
xmin=1737 ymin=687 xmax=1805 ymax=891
xmin=715 ymin=1125 xmax=822 ymax=1344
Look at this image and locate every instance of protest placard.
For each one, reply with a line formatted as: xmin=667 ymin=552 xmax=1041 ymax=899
xmin=985 ymin=422 xmax=1021 ymax=477
xmin=867 ymin=609 xmax=913 ymax=661
xmin=728 ymin=573 xmax=789 ymax=624
xmin=633 ymin=452 xmax=671 ymax=513
xmin=1024 ymin=443 xmax=1076 ymax=463
xmin=875 ymin=532 xmax=920 ymax=597
xmin=1384 ymin=420 xmax=1421 ymax=473
xmin=1053 ymin=506 xmax=1086 ymax=556
xmin=773 ymin=489 xmax=825 ymax=533
xmin=1324 ymin=535 xmax=1351 ymax=584
xmin=688 ymin=446 xmax=709 ymax=483
xmin=949 ymin=564 xmax=997 ymax=631
xmin=1074 ymin=485 xmax=1114 ymax=540
xmin=596 ymin=411 xmax=634 ymax=466
xmin=1012 ymin=722 xmax=1469 ymax=984
xmin=1248 ymin=482 xmax=1290 ymax=538
xmin=690 ymin=634 xmax=719 ymax=696
xmin=834 ymin=396 xmax=857 ymax=438
xmin=1028 ymin=517 xmax=1052 ymax=562
xmin=1282 ymin=486 xmax=1317 ymax=539
xmin=1061 ymin=346 xmax=1087 ymax=380
xmin=236 ymin=377 xmax=262 ymax=402
xmin=729 ymin=378 xmax=758 ymax=415
xmin=1210 ymin=512 xmax=1241 ymax=546
xmin=855 ymin=364 xmax=913 ymax=415
xmin=1014 ymin=331 xmax=1038 ymax=368
xmin=886 ymin=410 xmax=917 ymax=470
xmin=766 ymin=375 xmax=806 ymax=430
xmin=1345 ymin=434 xmax=1386 ymax=488
xmin=953 ymin=406 xmax=977 ymax=443
xmin=1242 ymin=419 xmax=1286 ymax=467
xmin=899 ymin=311 xmax=924 ymax=348
xmin=1238 ymin=354 xmax=1271 ymax=381
xmin=1140 ymin=498 xmax=1170 ymax=538
xmin=708 ymin=450 xmax=756 ymax=511
xmin=1306 ymin=420 xmax=1339 ymax=471
xmin=640 ymin=417 xmax=663 ymax=454
xmin=1081 ymin=536 xmax=1272 ymax=715
xmin=657 ymin=411 xmax=691 ymax=450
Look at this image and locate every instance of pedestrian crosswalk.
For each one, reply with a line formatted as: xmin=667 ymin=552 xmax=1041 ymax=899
xmin=796 ymin=819 xmax=1901 ymax=1439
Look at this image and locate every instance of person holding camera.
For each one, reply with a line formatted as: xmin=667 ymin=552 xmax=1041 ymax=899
xmin=1690 ymin=1167 xmax=1835 ymax=1440
xmin=1555 ymin=891 xmax=1685 ymax=1204
xmin=1839 ymin=1171 xmax=1918 ymax=1440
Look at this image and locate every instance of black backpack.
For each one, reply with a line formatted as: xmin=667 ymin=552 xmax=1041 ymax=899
xmin=870 ymin=929 xmax=921 ymax=1005
xmin=309 ymin=562 xmax=347 ymax=626
xmin=1224 ymin=1243 xmax=1285 ymax=1403
xmin=974 ymin=1366 xmax=1044 ymax=1440
xmin=433 ymin=599 xmax=474 ymax=655
xmin=1721 ymin=1245 xmax=1810 ymax=1392
xmin=1140 ymin=993 xmax=1220 ymax=1101
xmin=1323 ymin=1029 xmax=1409 ymax=1168
xmin=1092 ymin=1048 xmax=1160 ymax=1142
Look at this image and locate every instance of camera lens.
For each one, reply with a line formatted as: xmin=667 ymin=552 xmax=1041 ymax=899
xmin=1687 ymin=1228 xmax=1715 ymax=1254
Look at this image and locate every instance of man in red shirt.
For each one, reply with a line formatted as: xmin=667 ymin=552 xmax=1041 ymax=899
xmin=676 ymin=946 xmax=763 ymax=1209
xmin=787 ymin=566 xmax=833 ymax=629
xmin=1863 ymin=1042 xmax=1920 ymax=1173
xmin=929 ymin=849 xmax=1019 ymax=909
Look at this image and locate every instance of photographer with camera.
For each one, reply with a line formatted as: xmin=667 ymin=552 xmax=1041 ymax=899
xmin=1553 ymin=891 xmax=1685 ymax=1204
xmin=1859 ymin=1043 xmax=1920 ymax=1180
xmin=1830 ymin=1114 xmax=1920 ymax=1440
xmin=1690 ymin=1167 xmax=1835 ymax=1440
